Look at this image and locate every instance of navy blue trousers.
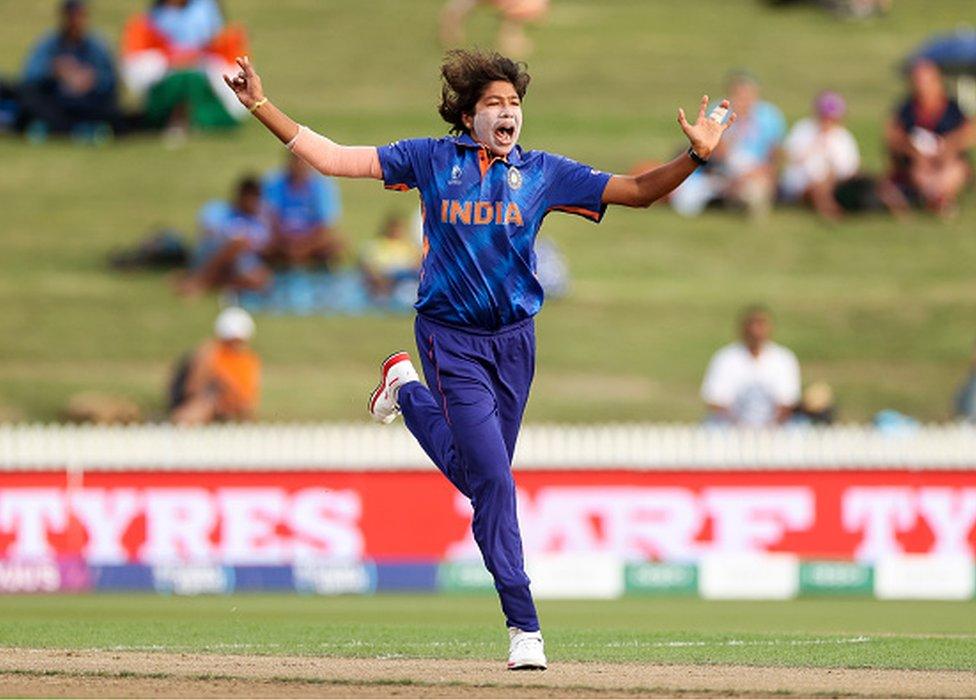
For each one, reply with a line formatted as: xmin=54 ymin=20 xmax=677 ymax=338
xmin=399 ymin=314 xmax=539 ymax=631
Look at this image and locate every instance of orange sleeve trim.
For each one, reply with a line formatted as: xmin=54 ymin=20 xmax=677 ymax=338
xmin=385 ymin=183 xmax=411 ymax=192
xmin=548 ymin=205 xmax=602 ymax=222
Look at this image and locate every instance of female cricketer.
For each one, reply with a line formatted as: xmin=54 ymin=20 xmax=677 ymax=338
xmin=224 ymin=49 xmax=735 ymax=670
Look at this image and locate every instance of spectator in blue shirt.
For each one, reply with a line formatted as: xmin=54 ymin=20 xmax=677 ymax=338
xmin=180 ymin=175 xmax=273 ymax=295
xmin=672 ymin=71 xmax=786 ymax=218
xmin=19 ymin=0 xmax=121 ymax=137
xmin=262 ymin=152 xmax=346 ymax=268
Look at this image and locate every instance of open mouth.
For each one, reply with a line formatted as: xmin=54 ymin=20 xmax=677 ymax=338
xmin=494 ymin=125 xmax=516 ymax=143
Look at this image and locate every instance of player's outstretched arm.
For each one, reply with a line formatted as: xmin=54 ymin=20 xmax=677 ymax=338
xmin=602 ymin=95 xmax=736 ymax=208
xmin=223 ymin=56 xmax=382 ymax=179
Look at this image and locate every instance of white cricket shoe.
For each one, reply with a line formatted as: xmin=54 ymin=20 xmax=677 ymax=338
xmin=507 ymin=627 xmax=547 ymax=670
xmin=368 ymin=351 xmax=419 ymax=424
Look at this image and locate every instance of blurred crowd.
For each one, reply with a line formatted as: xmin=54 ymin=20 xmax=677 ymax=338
xmin=152 ymin=298 xmax=976 ymax=428
xmin=164 ymin=160 xmax=569 ymax=309
xmin=670 ymin=62 xmax=974 ymax=221
xmin=3 ymin=0 xmax=976 ymax=426
xmin=0 ymin=0 xmax=554 ymax=141
xmin=193 ymin=156 xmax=442 ymax=301
xmin=701 ymin=303 xmax=976 ymax=430
xmin=768 ymin=0 xmax=892 ymax=20
xmin=0 ymin=0 xmax=249 ymax=143
xmin=3 ymin=0 xmax=970 ymax=219
xmin=178 ymin=154 xmax=350 ymax=297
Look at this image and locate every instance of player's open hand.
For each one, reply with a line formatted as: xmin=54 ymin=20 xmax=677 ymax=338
xmin=223 ymin=56 xmax=265 ymax=110
xmin=678 ymin=95 xmax=737 ymax=160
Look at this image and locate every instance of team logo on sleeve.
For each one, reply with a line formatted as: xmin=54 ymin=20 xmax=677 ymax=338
xmin=507 ymin=167 xmax=523 ymax=190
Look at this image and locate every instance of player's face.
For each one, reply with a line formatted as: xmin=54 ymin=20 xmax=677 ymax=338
xmin=466 ymin=80 xmax=523 ymax=157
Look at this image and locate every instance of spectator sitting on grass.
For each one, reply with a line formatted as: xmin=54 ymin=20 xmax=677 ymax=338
xmin=19 ymin=0 xmax=122 ymax=140
xmin=263 ymin=152 xmax=345 ymax=269
xmin=169 ymin=306 xmax=260 ymax=425
xmin=780 ymin=90 xmax=861 ymax=222
xmin=180 ymin=175 xmax=272 ymax=295
xmin=672 ymin=71 xmax=786 ymax=218
xmin=533 ymin=235 xmax=570 ymax=299
xmin=953 ymin=339 xmax=976 ymax=423
xmin=440 ymin=0 xmax=550 ymax=59
xmin=360 ymin=213 xmax=422 ymax=302
xmin=884 ymin=59 xmax=973 ymax=217
xmin=767 ymin=0 xmax=892 ymax=19
xmin=120 ymin=0 xmax=249 ymax=137
xmin=792 ymin=381 xmax=837 ymax=425
xmin=701 ymin=305 xmax=801 ymax=427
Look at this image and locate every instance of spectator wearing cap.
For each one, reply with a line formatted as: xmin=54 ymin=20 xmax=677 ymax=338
xmin=19 ymin=0 xmax=122 ymax=138
xmin=169 ymin=307 xmax=261 ymax=425
xmin=701 ymin=306 xmax=801 ymax=427
xmin=885 ymin=59 xmax=973 ymax=217
xmin=672 ymin=71 xmax=786 ymax=218
xmin=780 ymin=91 xmax=862 ymax=221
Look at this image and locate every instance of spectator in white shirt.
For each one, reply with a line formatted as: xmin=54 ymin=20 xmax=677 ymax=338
xmin=780 ymin=90 xmax=861 ymax=222
xmin=701 ymin=306 xmax=801 ymax=426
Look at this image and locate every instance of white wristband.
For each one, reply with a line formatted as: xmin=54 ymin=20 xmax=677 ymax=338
xmin=285 ymin=125 xmax=306 ymax=151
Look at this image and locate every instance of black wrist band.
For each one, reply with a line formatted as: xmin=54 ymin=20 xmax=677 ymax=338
xmin=687 ymin=146 xmax=708 ymax=166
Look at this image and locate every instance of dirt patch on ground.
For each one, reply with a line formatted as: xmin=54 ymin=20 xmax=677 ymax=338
xmin=2 ymin=648 xmax=974 ymax=698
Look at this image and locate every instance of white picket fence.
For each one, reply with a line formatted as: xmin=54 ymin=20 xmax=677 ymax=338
xmin=1 ymin=422 xmax=976 ymax=471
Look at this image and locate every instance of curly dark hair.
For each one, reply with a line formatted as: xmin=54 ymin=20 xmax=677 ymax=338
xmin=438 ymin=49 xmax=531 ymax=135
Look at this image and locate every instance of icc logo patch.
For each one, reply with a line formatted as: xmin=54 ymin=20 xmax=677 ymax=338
xmin=507 ymin=167 xmax=523 ymax=190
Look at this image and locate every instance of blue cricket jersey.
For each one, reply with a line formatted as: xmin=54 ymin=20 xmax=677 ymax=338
xmin=377 ymin=133 xmax=611 ymax=330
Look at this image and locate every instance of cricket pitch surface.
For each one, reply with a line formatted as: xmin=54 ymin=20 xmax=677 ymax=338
xmin=3 ymin=649 xmax=975 ymax=698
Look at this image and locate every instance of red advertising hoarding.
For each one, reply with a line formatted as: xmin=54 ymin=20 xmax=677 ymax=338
xmin=1 ymin=469 xmax=974 ymax=563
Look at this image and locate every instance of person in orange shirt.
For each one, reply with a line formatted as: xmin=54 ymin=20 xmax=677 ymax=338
xmin=120 ymin=0 xmax=250 ymax=134
xmin=169 ymin=306 xmax=260 ymax=425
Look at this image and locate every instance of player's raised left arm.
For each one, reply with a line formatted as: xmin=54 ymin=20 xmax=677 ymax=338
xmin=602 ymin=96 xmax=736 ymax=208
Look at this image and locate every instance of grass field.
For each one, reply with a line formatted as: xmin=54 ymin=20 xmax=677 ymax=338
xmin=1 ymin=595 xmax=975 ymax=697
xmin=1 ymin=594 xmax=974 ymax=669
xmin=2 ymin=0 xmax=976 ymax=424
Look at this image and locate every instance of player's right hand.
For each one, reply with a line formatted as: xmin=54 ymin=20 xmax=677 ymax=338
xmin=223 ymin=56 xmax=265 ymax=110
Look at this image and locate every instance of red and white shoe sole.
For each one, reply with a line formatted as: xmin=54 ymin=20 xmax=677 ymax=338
xmin=368 ymin=351 xmax=411 ymax=416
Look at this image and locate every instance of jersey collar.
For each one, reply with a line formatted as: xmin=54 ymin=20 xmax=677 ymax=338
xmin=454 ymin=132 xmax=523 ymax=166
